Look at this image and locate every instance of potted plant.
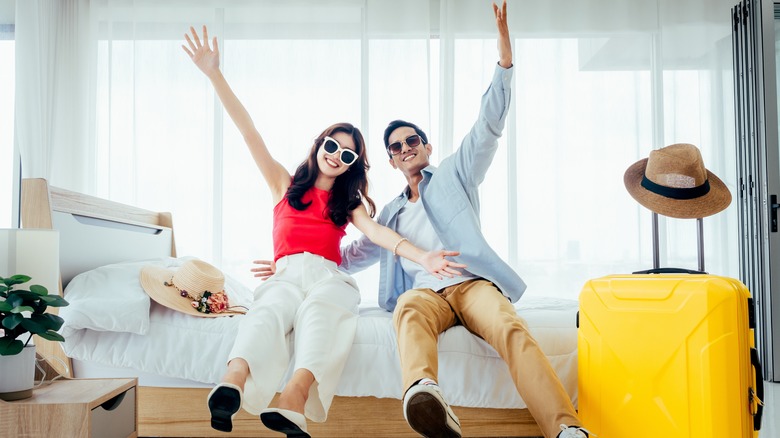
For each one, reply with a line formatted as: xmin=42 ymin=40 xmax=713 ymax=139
xmin=0 ymin=274 xmax=69 ymax=401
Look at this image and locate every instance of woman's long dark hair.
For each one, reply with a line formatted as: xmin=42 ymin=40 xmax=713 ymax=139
xmin=286 ymin=122 xmax=376 ymax=226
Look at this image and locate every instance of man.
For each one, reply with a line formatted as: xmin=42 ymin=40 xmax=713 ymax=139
xmin=339 ymin=2 xmax=589 ymax=438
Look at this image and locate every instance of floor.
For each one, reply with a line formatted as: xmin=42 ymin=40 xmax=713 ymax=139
xmin=762 ymin=381 xmax=779 ymax=437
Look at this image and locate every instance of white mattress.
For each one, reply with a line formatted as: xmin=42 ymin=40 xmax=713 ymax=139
xmin=59 ymin=258 xmax=578 ymax=409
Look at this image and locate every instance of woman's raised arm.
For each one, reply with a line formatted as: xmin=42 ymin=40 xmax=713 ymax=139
xmin=183 ymin=25 xmax=290 ymax=203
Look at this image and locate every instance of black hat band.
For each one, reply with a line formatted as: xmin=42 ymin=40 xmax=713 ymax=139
xmin=641 ymin=174 xmax=710 ymax=200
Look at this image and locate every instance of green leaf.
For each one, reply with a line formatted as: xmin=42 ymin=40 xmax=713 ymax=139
xmin=0 ymin=301 xmax=11 ymax=312
xmin=10 ymin=306 xmax=35 ymax=314
xmin=8 ymin=290 xmax=38 ymax=299
xmin=40 ymin=295 xmax=69 ymax=307
xmin=36 ymin=331 xmax=65 ymax=342
xmin=6 ymin=294 xmax=23 ymax=308
xmin=3 ymin=275 xmax=31 ymax=286
xmin=7 ymin=291 xmax=41 ymax=305
xmin=29 ymin=285 xmax=48 ymax=296
xmin=30 ymin=313 xmax=64 ymax=331
xmin=0 ymin=337 xmax=24 ymax=356
xmin=2 ymin=313 xmax=23 ymax=330
xmin=0 ymin=285 xmax=7 ymax=293
xmin=29 ymin=302 xmax=46 ymax=314
xmin=19 ymin=318 xmax=47 ymax=334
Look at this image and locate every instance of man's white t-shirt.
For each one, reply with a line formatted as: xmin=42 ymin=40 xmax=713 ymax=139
xmin=395 ymin=198 xmax=477 ymax=291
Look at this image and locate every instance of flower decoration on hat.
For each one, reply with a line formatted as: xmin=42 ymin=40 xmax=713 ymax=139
xmin=164 ymin=279 xmax=236 ymax=315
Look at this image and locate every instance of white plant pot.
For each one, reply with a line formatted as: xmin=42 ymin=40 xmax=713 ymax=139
xmin=0 ymin=344 xmax=36 ymax=401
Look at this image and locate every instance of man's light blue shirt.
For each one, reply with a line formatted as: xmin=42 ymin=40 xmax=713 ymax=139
xmin=340 ymin=64 xmax=526 ymax=312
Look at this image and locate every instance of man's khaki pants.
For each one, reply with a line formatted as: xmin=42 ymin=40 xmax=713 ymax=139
xmin=393 ymin=279 xmax=580 ymax=438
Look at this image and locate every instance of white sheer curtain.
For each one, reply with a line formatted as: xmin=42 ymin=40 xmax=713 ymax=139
xmin=14 ymin=0 xmax=95 ymax=192
xmin=442 ymin=0 xmax=738 ymax=298
xmin=0 ymin=21 xmax=15 ymax=228
xmin=13 ymin=0 xmax=740 ymax=302
xmin=85 ymin=0 xmax=432 ymax=302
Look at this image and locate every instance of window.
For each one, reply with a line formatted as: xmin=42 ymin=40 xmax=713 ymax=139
xmin=509 ymin=38 xmax=653 ymax=297
xmin=92 ymin=3 xmax=439 ymax=299
xmin=87 ymin=1 xmax=737 ymax=302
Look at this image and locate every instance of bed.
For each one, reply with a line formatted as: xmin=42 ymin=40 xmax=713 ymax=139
xmin=21 ymin=177 xmax=578 ymax=437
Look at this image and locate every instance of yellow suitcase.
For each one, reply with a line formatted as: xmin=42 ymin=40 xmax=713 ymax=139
xmin=578 ymin=274 xmax=764 ymax=437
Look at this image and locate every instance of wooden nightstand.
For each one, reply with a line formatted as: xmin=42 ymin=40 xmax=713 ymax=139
xmin=0 ymin=378 xmax=137 ymax=438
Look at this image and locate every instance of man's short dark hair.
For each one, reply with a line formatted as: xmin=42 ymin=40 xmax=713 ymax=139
xmin=383 ymin=120 xmax=429 ymax=151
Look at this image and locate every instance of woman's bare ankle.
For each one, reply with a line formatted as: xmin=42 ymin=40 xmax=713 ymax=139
xmin=277 ymin=382 xmax=308 ymax=413
xmin=222 ymin=359 xmax=249 ymax=390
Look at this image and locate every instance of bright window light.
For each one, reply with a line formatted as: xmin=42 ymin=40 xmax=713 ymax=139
xmin=0 ymin=40 xmax=15 ymax=228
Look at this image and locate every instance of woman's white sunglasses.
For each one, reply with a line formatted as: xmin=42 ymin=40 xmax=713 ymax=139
xmin=322 ymin=136 xmax=358 ymax=166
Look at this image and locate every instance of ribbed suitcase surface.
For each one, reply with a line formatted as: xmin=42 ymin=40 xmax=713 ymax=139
xmin=578 ymin=274 xmax=762 ymax=438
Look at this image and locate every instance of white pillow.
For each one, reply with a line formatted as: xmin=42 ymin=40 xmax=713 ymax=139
xmin=60 ymin=257 xmax=253 ymax=337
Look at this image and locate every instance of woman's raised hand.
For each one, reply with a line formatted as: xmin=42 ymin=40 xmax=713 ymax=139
xmin=182 ymin=25 xmax=220 ymax=77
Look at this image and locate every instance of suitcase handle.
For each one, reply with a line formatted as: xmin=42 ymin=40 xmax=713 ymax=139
xmin=631 ymin=267 xmax=707 ymax=275
xmin=750 ymin=347 xmax=764 ymax=430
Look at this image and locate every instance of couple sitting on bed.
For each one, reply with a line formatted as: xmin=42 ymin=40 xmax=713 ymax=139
xmin=182 ymin=2 xmax=589 ymax=438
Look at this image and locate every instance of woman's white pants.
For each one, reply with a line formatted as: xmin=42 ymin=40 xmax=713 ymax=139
xmin=228 ymin=252 xmax=360 ymax=422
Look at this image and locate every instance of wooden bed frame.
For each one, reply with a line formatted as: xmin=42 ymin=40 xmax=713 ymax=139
xmin=21 ymin=177 xmax=544 ymax=437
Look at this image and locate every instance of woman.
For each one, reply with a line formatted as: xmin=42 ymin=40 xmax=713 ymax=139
xmin=182 ymin=26 xmax=465 ymax=437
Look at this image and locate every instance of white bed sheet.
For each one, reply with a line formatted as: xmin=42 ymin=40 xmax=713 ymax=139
xmin=60 ymin=259 xmax=578 ymax=409
xmin=63 ymin=299 xmax=578 ymax=409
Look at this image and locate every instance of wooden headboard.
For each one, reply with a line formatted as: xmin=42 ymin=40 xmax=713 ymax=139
xmin=20 ymin=178 xmax=177 ymax=378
